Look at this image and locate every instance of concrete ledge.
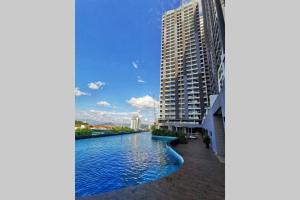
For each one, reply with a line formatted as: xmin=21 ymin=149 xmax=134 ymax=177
xmin=75 ymin=132 xmax=140 ymax=140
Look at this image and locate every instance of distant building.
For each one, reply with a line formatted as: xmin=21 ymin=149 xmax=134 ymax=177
xmin=75 ymin=124 xmax=87 ymax=130
xmin=75 ymin=120 xmax=90 ymax=130
xmin=90 ymin=125 xmax=113 ymax=130
xmin=130 ymin=116 xmax=141 ymax=131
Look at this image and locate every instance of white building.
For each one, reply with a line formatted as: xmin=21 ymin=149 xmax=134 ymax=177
xmin=75 ymin=124 xmax=86 ymax=130
xmin=130 ymin=116 xmax=141 ymax=131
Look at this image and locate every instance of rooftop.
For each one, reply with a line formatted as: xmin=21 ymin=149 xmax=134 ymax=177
xmin=163 ymin=0 xmax=197 ymax=16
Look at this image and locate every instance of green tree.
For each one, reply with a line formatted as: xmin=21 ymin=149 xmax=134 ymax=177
xmin=150 ymin=124 xmax=157 ymax=132
xmin=75 ymin=120 xmax=89 ymax=127
xmin=75 ymin=128 xmax=92 ymax=137
xmin=111 ymin=126 xmax=134 ymax=133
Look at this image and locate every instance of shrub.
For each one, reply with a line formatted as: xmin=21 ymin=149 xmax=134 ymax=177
xmin=152 ymin=129 xmax=187 ymax=144
xmin=177 ymin=134 xmax=187 ymax=144
xmin=75 ymin=128 xmax=92 ymax=137
xmin=203 ymin=134 xmax=211 ymax=149
xmin=111 ymin=126 xmax=134 ymax=133
xmin=150 ymin=124 xmax=157 ymax=132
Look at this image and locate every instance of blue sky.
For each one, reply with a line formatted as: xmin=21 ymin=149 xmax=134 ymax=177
xmin=75 ymin=0 xmax=184 ymax=125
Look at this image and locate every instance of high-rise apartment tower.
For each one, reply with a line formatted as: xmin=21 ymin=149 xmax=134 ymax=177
xmin=159 ymin=1 xmax=210 ymax=130
xmin=200 ymin=0 xmax=225 ymax=157
xmin=201 ymin=0 xmax=225 ymax=93
xmin=130 ymin=115 xmax=140 ymax=131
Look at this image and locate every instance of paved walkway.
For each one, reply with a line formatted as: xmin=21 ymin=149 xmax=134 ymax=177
xmin=78 ymin=139 xmax=225 ymax=200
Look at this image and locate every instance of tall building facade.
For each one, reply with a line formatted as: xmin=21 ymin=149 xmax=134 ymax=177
xmin=159 ymin=1 xmax=210 ymax=131
xmin=200 ymin=0 xmax=225 ymax=158
xmin=201 ymin=0 xmax=225 ymax=93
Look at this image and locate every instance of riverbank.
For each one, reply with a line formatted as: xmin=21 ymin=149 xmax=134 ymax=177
xmin=75 ymin=131 xmax=144 ymax=140
xmin=77 ymin=138 xmax=225 ymax=200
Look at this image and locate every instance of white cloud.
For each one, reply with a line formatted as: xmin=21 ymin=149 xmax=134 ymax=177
xmin=76 ymin=110 xmax=139 ymax=125
xmin=76 ymin=108 xmax=158 ymax=125
xmin=75 ymin=87 xmax=90 ymax=96
xmin=97 ymin=101 xmax=111 ymax=107
xmin=76 ymin=96 xmax=160 ymax=125
xmin=88 ymin=81 xmax=105 ymax=90
xmin=132 ymin=61 xmax=138 ymax=69
xmin=137 ymin=76 xmax=145 ymax=83
xmin=127 ymin=95 xmax=159 ymax=109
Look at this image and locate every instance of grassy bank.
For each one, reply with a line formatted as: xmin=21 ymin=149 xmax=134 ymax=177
xmin=110 ymin=126 xmax=134 ymax=133
xmin=75 ymin=126 xmax=138 ymax=140
xmin=75 ymin=128 xmax=92 ymax=137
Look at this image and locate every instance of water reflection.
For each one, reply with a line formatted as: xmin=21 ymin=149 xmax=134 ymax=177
xmin=75 ymin=132 xmax=181 ymax=197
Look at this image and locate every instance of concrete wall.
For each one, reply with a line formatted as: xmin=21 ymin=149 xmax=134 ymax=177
xmin=201 ymin=87 xmax=225 ymax=156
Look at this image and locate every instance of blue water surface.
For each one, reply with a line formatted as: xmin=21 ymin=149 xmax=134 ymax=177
xmin=75 ymin=132 xmax=182 ymax=197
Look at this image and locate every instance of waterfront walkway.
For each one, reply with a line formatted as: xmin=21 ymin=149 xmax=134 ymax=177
xmin=78 ymin=139 xmax=225 ymax=200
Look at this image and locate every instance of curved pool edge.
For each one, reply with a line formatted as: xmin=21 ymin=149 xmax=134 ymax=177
xmin=76 ymin=133 xmax=185 ymax=199
xmin=151 ymin=135 xmax=184 ymax=165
